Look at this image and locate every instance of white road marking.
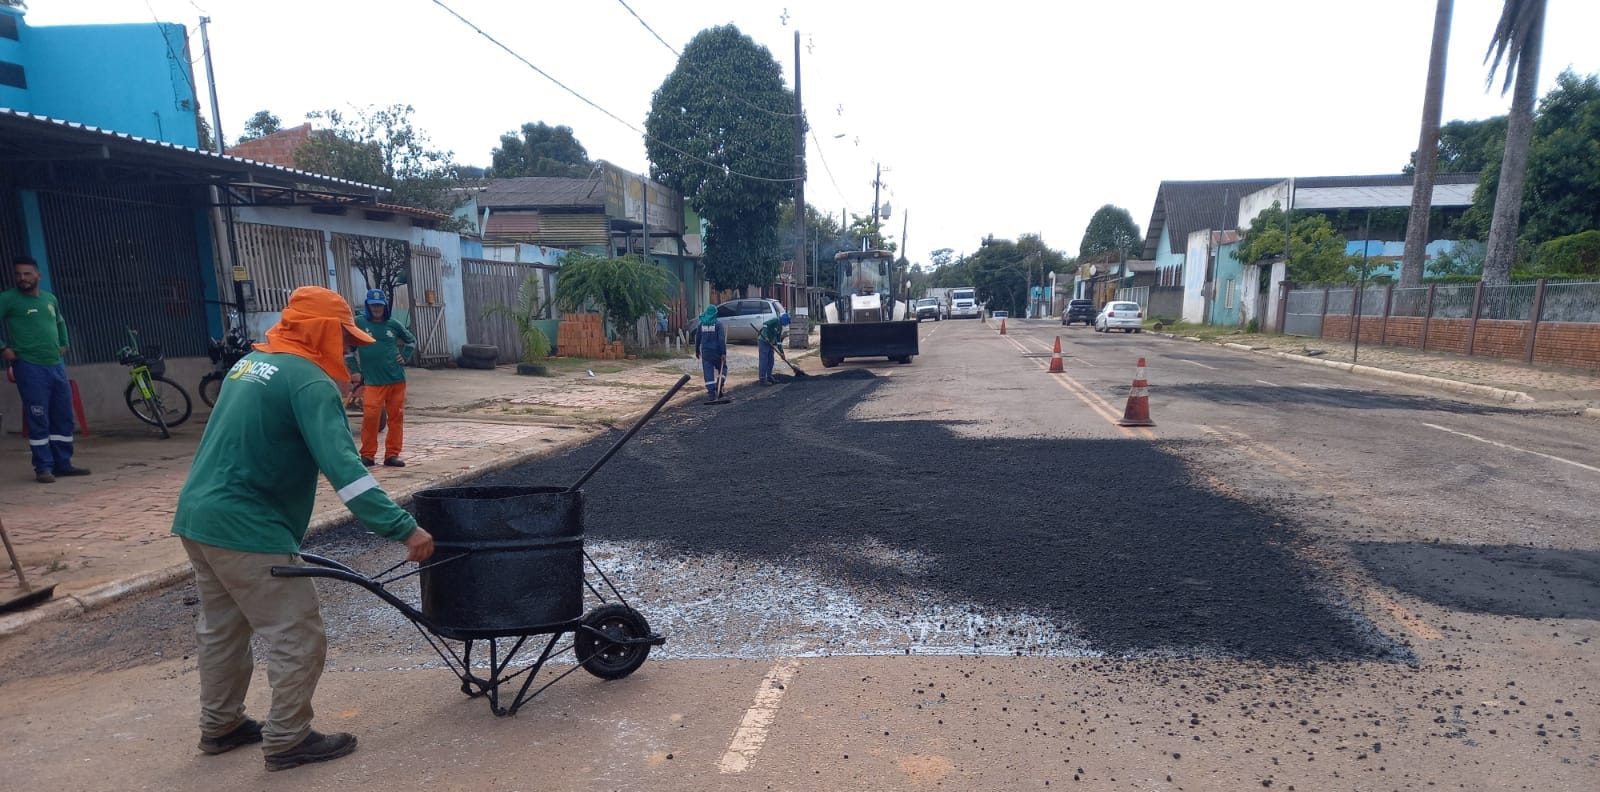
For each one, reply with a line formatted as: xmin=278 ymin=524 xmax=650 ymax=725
xmin=1422 ymin=423 xmax=1600 ymax=475
xmin=1255 ymin=379 xmax=1280 ymax=387
xmin=718 ymin=657 xmax=801 ymax=774
xmin=1178 ymin=358 xmax=1218 ymax=371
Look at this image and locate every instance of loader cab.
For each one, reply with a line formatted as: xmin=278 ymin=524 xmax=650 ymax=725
xmin=835 ymin=250 xmax=899 ymax=324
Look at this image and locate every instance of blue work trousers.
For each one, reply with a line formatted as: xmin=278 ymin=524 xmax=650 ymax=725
xmin=758 ymin=339 xmax=775 ymax=383
xmin=700 ymin=355 xmax=726 ymax=399
xmin=12 ymin=359 xmax=75 ymax=473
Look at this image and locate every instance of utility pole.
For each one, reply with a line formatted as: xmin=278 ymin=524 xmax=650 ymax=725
xmin=790 ymin=30 xmax=808 ymax=348
xmin=870 ymin=163 xmax=882 ymax=250
xmin=199 ymin=16 xmax=246 ymax=328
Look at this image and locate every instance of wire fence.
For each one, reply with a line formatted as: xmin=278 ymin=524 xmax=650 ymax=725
xmin=1278 ymin=280 xmax=1600 ymax=366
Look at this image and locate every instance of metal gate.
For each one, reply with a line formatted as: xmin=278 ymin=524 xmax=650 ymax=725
xmin=235 ymin=222 xmax=328 ymax=312
xmin=404 ymin=245 xmax=449 ymax=364
xmin=1284 ymin=289 xmax=1324 ymax=337
xmin=37 ymin=185 xmax=209 ymax=363
xmin=462 ymin=257 xmax=551 ymax=364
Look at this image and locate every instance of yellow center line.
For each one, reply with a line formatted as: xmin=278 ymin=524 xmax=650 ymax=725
xmin=718 ymin=657 xmax=801 ymax=774
xmin=1000 ymin=333 xmax=1154 ymax=439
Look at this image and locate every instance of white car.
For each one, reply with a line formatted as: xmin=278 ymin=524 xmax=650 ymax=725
xmin=1095 ymin=301 xmax=1144 ymax=333
xmin=715 ymin=298 xmax=786 ymax=342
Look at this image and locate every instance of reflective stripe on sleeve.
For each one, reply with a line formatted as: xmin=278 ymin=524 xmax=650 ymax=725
xmin=336 ymin=474 xmax=379 ymax=503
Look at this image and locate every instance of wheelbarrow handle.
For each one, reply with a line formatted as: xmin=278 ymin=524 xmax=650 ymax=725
xmin=271 ymin=559 xmax=437 ymax=632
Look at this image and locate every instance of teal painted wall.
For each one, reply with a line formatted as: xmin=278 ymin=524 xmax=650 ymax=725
xmin=1154 ymin=229 xmax=1183 ymax=286
xmin=2 ymin=11 xmax=200 ymax=146
xmin=1208 ymin=242 xmax=1245 ymax=327
xmin=0 ymin=8 xmax=26 ymax=109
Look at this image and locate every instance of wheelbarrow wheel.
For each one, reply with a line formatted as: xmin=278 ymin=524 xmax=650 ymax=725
xmin=576 ymin=604 xmax=652 ymax=680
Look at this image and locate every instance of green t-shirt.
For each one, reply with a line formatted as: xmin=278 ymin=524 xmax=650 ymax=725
xmin=758 ymin=316 xmax=784 ymax=347
xmin=172 ymin=351 xmax=417 ymax=554
xmin=0 ymin=288 xmax=69 ymax=365
xmin=353 ymin=315 xmax=415 ymax=386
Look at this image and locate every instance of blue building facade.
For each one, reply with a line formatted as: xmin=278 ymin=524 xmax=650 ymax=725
xmin=0 ymin=6 xmax=200 ymax=147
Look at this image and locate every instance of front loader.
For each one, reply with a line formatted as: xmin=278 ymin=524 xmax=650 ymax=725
xmin=819 ymin=249 xmax=919 ymax=367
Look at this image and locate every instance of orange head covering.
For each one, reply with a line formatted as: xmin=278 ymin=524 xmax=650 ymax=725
xmin=253 ymin=286 xmax=375 ymax=383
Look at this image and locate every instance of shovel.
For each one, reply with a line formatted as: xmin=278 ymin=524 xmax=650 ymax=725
xmin=0 ymin=514 xmax=56 ymax=614
xmin=752 ymin=324 xmax=810 ymax=378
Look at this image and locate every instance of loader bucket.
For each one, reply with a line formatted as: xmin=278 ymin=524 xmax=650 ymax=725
xmin=820 ymin=321 xmax=919 ymax=363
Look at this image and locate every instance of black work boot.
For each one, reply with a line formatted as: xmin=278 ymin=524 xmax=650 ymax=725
xmin=198 ymin=718 xmax=263 ymax=755
xmin=264 ymin=730 xmax=358 ymax=772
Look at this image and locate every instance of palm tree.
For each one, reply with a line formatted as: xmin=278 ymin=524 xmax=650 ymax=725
xmin=1481 ymin=0 xmax=1547 ymax=287
xmin=1401 ymin=0 xmax=1454 ymax=288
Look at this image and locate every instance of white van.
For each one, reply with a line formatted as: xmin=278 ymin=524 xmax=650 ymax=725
xmin=949 ymin=287 xmax=980 ymax=319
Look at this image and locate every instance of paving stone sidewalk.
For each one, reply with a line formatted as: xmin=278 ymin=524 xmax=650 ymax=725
xmin=1213 ymin=333 xmax=1600 ymax=405
xmin=0 ymin=339 xmax=806 ymax=614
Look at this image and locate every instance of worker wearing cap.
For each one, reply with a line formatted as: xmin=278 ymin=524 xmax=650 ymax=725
xmin=691 ymin=305 xmax=726 ymax=402
xmin=352 ymin=288 xmax=415 ymax=468
xmin=171 ymin=286 xmax=434 ymax=772
xmin=756 ymin=312 xmax=790 ymax=386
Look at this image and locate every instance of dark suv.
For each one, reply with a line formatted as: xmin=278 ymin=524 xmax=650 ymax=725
xmin=1061 ymin=299 xmax=1096 ymax=326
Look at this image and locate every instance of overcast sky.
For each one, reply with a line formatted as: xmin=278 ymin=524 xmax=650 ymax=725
xmin=25 ymin=1 xmax=1600 ymax=266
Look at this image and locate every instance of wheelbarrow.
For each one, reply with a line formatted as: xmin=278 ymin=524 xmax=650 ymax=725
xmin=273 ymin=374 xmax=690 ymax=716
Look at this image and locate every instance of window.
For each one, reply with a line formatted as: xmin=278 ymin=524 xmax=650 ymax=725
xmin=0 ymin=14 xmax=18 ymax=41
xmin=1224 ymin=279 xmax=1235 ymax=309
xmin=0 ymin=60 xmax=25 ymax=89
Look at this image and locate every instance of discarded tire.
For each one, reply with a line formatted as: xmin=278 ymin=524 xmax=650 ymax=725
xmin=461 ymin=344 xmax=499 ymax=362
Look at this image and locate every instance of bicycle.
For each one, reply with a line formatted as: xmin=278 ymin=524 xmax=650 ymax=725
xmin=115 ymin=327 xmax=192 ymax=438
xmin=199 ymin=301 xmax=254 ymax=407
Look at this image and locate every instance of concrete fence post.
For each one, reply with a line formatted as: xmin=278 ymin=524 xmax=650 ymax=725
xmin=1379 ymin=283 xmax=1394 ymax=345
xmin=1465 ymin=281 xmax=1485 ymax=356
xmin=1320 ymin=286 xmax=1331 ymax=339
xmin=1420 ymin=284 xmax=1436 ymax=351
xmin=1524 ymin=278 xmax=1548 ymax=363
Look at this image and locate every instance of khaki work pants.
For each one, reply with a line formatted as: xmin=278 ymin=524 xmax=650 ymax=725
xmin=181 ymin=538 xmax=326 ymax=755
xmin=359 ymin=381 xmax=406 ymax=460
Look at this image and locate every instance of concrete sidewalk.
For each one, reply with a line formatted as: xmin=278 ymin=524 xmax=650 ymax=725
xmin=0 ymin=336 xmax=816 ymax=635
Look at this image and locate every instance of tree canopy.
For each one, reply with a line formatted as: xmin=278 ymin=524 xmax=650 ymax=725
xmin=238 ymin=110 xmax=282 ymax=144
xmin=778 ymin=203 xmax=890 ymax=296
xmin=554 ymin=251 xmax=673 ymax=346
xmin=645 ymin=25 xmax=797 ymax=291
xmin=1236 ymin=202 xmax=1355 ymax=283
xmin=490 ymin=122 xmax=593 ymax=178
xmin=1459 ymin=69 xmax=1600 ymax=249
xmin=295 ymin=104 xmax=463 ymax=219
xmin=957 ymin=234 xmax=1072 ymax=315
xmin=1078 ymin=204 xmax=1142 ymax=263
xmin=1406 ymin=117 xmax=1507 ymax=174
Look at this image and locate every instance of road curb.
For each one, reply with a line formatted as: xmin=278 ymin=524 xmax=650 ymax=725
xmin=1584 ymin=407 xmax=1600 ymax=420
xmin=0 ymin=385 xmax=706 ymax=639
xmin=1263 ymin=351 xmax=1535 ymax=404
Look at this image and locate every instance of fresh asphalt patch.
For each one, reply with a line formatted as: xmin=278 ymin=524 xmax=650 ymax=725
xmin=1350 ymin=542 xmax=1600 ymax=621
xmin=440 ymin=370 xmax=1406 ymax=663
xmin=1156 ymin=382 xmax=1519 ymax=415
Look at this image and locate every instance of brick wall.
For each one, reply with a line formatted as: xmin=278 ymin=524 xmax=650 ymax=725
xmin=1384 ymin=316 xmax=1424 ymax=349
xmin=228 ymin=123 xmax=312 ymax=168
xmin=1472 ymin=319 xmax=1529 ymax=361
xmin=1532 ymin=322 xmax=1600 ymax=369
xmin=1422 ymin=318 xmax=1470 ymax=354
xmin=1323 ymin=315 xmax=1351 ymax=339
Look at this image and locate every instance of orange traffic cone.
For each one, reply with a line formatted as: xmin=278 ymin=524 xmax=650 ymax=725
xmin=999 ymin=317 xmax=1007 ymax=335
xmin=1117 ymin=357 xmax=1155 ymax=427
xmin=1048 ymin=336 xmax=1064 ymax=373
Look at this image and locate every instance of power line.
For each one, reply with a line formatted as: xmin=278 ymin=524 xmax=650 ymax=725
xmin=809 ymin=129 xmax=852 ymax=213
xmin=430 ymin=0 xmax=798 ymax=184
xmin=614 ymin=0 xmax=800 ymax=120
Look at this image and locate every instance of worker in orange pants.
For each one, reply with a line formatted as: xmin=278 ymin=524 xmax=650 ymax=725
xmin=352 ymin=289 xmax=415 ymax=467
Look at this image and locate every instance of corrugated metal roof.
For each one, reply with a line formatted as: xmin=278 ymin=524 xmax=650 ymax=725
xmin=484 ymin=212 xmax=542 ymax=235
xmin=1142 ymin=178 xmax=1282 ymax=259
xmin=0 ymin=108 xmax=388 ymax=193
xmin=1292 ymin=182 xmax=1477 ymax=209
xmin=483 ymin=211 xmax=607 ymax=245
xmin=478 ymin=176 xmax=605 ymax=209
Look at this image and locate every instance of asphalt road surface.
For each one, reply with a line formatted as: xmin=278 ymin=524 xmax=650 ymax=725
xmin=3 ymin=317 xmax=1596 ymax=791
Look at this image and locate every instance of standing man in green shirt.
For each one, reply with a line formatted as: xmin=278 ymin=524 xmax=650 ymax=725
xmin=352 ymin=288 xmax=414 ymax=467
xmin=0 ymin=256 xmax=90 ymax=483
xmin=171 ymin=285 xmax=433 ymax=772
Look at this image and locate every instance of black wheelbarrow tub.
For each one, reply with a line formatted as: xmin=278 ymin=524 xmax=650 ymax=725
xmin=274 ymin=485 xmax=589 ymax=641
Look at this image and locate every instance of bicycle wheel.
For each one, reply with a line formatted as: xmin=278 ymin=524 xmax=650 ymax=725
xmin=125 ymin=375 xmax=193 ymax=429
xmin=199 ymin=373 xmax=224 ymax=407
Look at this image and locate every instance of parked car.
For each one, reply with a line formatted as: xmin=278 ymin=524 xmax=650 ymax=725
xmin=716 ymin=298 xmax=786 ymax=342
xmin=914 ymin=298 xmax=942 ymax=322
xmin=1094 ymin=301 xmax=1144 ymax=333
xmin=1061 ymin=299 xmax=1097 ymax=326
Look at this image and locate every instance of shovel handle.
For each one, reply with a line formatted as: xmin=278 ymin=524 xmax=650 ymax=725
xmin=0 ymin=516 xmax=32 ymax=591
